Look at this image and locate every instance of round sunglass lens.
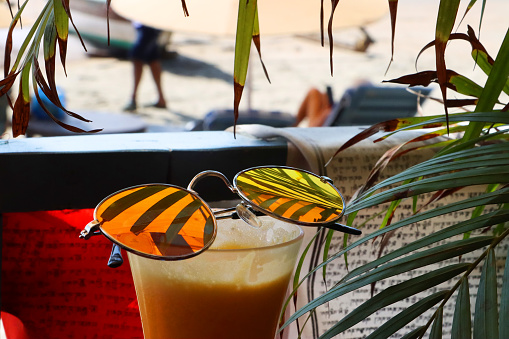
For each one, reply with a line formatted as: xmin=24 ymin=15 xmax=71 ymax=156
xmin=235 ymin=167 xmax=344 ymax=224
xmin=95 ymin=185 xmax=216 ymax=259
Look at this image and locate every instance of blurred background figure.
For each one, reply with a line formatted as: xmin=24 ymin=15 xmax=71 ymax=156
xmin=124 ymin=22 xmax=167 ymax=112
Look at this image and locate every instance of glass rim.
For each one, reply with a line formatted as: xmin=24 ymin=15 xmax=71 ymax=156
xmin=125 ymin=221 xmax=304 ymax=258
xmin=206 ymin=219 xmax=304 ymax=254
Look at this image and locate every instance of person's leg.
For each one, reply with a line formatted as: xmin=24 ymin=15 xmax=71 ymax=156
xmin=125 ymin=60 xmax=144 ymax=110
xmin=125 ymin=25 xmax=147 ymax=111
xmin=148 ymin=60 xmax=166 ymax=108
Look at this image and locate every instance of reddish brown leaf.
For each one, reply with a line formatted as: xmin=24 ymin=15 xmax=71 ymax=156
xmin=417 ymin=187 xmax=462 ymax=213
xmin=384 ymin=70 xmax=437 ymax=87
xmin=233 ymin=81 xmax=243 ymax=137
xmin=327 ymin=0 xmax=340 ymax=75
xmin=60 ymin=0 xmax=87 ymax=52
xmin=32 ymin=84 xmax=101 ymax=134
xmin=0 ymin=72 xmax=18 ymax=96
xmin=320 ymin=0 xmax=325 ymax=46
xmin=57 ymin=37 xmax=68 ymax=76
xmin=252 ymin=34 xmax=270 ymax=84
xmin=386 ymin=0 xmax=398 ymax=74
xmin=12 ymin=84 xmax=30 ymax=137
xmin=106 ymin=0 xmax=111 ymax=45
xmin=383 ymin=69 xmax=463 ymax=94
xmin=181 ymin=0 xmax=189 ymax=16
xmin=44 ymin=49 xmax=57 ymax=95
xmin=4 ymin=16 xmax=19 ymax=78
xmin=33 ymin=60 xmax=90 ymax=123
xmin=446 ymin=98 xmax=478 ymax=107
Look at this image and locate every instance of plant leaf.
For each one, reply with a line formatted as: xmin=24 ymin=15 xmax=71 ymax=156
xmin=400 ymin=326 xmax=427 ymax=339
xmin=435 ymin=0 xmax=461 ymax=131
xmin=12 ymin=64 xmax=31 ymax=137
xmin=365 ymin=291 xmax=447 ymax=339
xmin=451 ymin=277 xmax=472 ymax=339
xmin=463 ymin=27 xmax=509 ymax=141
xmin=233 ymin=0 xmax=257 ymax=136
xmin=286 ymin=236 xmax=492 ymax=329
xmin=318 ymin=265 xmax=468 ymax=338
xmin=500 ymin=245 xmax=509 ymax=338
xmin=252 ymin=8 xmax=270 ymax=83
xmin=473 ymin=248 xmax=499 ymax=339
xmin=430 ymin=306 xmax=444 ymax=339
xmin=53 ymin=0 xmax=69 ymax=74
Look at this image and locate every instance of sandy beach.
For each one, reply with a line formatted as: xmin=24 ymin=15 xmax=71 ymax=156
xmin=1 ymin=0 xmax=508 ymax=136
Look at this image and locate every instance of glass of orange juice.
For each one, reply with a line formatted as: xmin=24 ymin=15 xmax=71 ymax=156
xmin=127 ymin=216 xmax=303 ymax=339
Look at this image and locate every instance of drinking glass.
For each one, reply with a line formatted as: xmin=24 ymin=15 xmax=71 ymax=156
xmin=128 ymin=216 xmax=304 ymax=339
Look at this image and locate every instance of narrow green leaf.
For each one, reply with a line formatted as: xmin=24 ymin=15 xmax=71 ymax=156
xmin=342 ymin=210 xmax=509 ymax=283
xmin=430 ymin=307 xmax=444 ymax=339
xmin=452 ymin=277 xmax=472 ymax=339
xmin=53 ymin=0 xmax=68 ymax=40
xmin=400 ymin=326 xmax=427 ymax=339
xmin=281 ymin=191 xmax=509 ymax=330
xmin=473 ymin=249 xmax=499 ymax=339
xmin=233 ymin=0 xmax=257 ymax=132
xmin=43 ymin=14 xmax=57 ymax=61
xmin=291 ymin=237 xmax=491 ymax=324
xmin=349 ymin=166 xmax=509 ymax=213
xmin=319 ymin=264 xmax=468 ymax=339
xmin=358 ymin=143 xmax=509 ymax=199
xmin=464 ymin=27 xmax=509 ymax=141
xmin=448 ymin=73 xmax=485 ymax=98
xmin=500 ymin=245 xmax=509 ymax=338
xmin=365 ymin=291 xmax=447 ymax=339
xmin=322 ymin=229 xmax=334 ymax=280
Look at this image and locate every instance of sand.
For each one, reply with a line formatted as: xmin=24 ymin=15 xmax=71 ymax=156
xmin=1 ymin=0 xmax=507 ymax=136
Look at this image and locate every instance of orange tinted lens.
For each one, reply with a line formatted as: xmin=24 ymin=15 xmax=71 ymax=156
xmin=235 ymin=167 xmax=344 ymax=224
xmin=95 ymin=185 xmax=216 ymax=259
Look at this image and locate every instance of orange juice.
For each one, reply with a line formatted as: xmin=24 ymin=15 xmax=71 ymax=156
xmin=128 ymin=217 xmax=303 ymax=339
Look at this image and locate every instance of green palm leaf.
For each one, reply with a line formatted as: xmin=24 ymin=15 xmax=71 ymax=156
xmin=500 ymin=246 xmax=509 ymax=338
xmin=365 ymin=291 xmax=448 ymax=339
xmin=233 ymin=0 xmax=257 ymax=134
xmin=473 ymin=248 xmax=499 ymax=339
xmin=319 ymin=265 xmax=468 ymax=339
xmin=451 ymin=278 xmax=472 ymax=339
xmin=429 ymin=307 xmax=443 ymax=339
xmin=463 ymin=27 xmax=509 ymax=141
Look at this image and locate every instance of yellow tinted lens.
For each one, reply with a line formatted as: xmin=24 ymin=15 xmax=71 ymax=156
xmin=95 ymin=185 xmax=216 ymax=259
xmin=235 ymin=167 xmax=343 ymax=224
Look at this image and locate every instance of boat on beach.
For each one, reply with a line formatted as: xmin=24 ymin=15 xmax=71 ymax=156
xmin=70 ymin=0 xmax=172 ymax=54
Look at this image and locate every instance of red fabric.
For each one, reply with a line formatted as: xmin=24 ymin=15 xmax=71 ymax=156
xmin=1 ymin=210 xmax=143 ymax=339
xmin=1 ymin=311 xmax=30 ymax=339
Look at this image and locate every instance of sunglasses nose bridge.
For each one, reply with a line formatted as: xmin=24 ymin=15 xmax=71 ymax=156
xmin=187 ymin=170 xmax=235 ymax=193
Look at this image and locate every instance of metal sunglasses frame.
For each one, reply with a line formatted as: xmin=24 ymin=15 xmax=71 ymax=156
xmin=80 ymin=165 xmax=360 ymax=267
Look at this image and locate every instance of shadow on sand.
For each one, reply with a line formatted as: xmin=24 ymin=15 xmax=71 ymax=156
xmin=160 ymin=53 xmax=232 ymax=83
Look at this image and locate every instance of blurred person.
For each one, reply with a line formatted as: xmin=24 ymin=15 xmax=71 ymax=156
xmin=124 ymin=23 xmax=167 ymax=111
xmin=293 ymin=87 xmax=333 ymax=127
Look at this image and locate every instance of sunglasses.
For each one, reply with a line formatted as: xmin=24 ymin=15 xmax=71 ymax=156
xmin=80 ymin=166 xmax=360 ymax=266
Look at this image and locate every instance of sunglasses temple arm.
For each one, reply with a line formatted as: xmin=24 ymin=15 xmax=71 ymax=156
xmin=325 ymin=222 xmax=362 ymax=235
xmin=107 ymin=244 xmax=124 ymax=268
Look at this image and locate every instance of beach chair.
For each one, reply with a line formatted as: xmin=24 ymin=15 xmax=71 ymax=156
xmin=188 ymin=109 xmax=295 ymax=131
xmin=323 ymin=84 xmax=432 ymax=126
